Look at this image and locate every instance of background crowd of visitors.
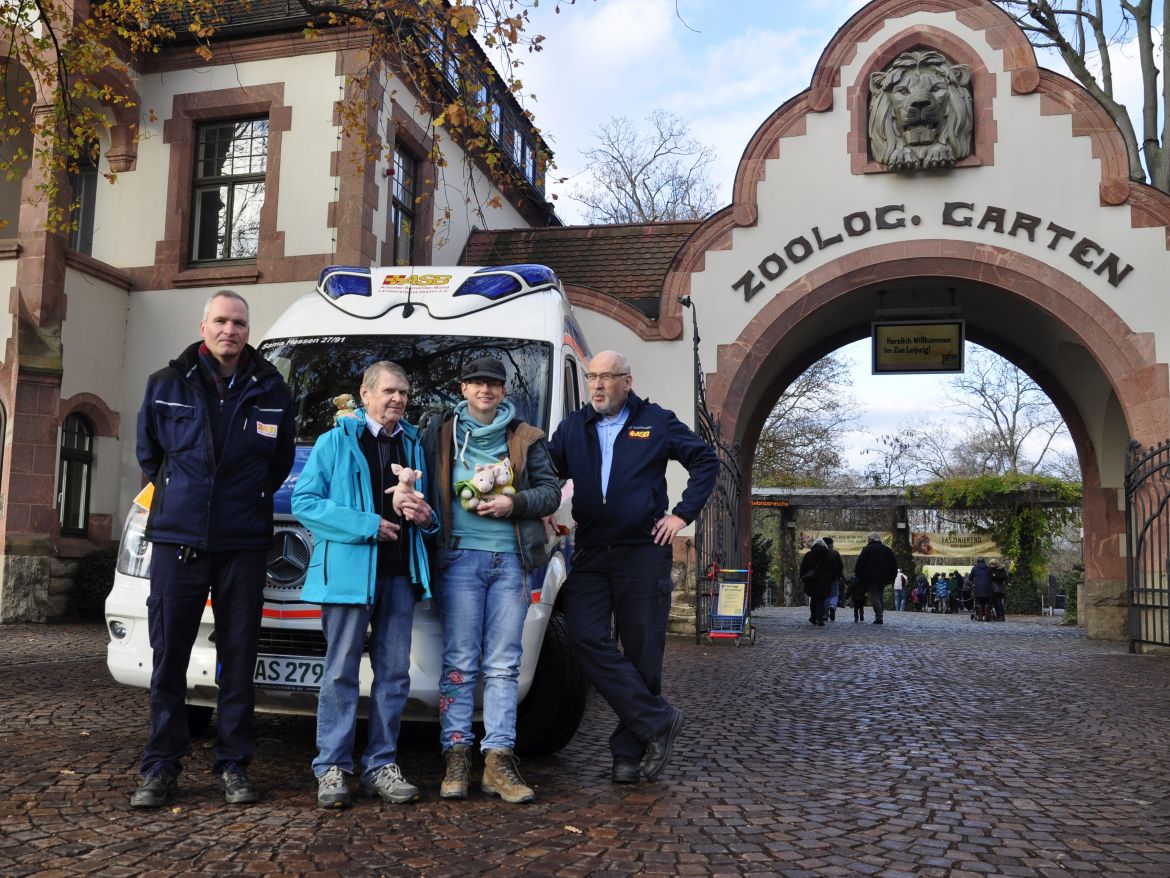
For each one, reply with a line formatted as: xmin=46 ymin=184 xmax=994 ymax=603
xmin=800 ymin=535 xmax=1011 ymax=627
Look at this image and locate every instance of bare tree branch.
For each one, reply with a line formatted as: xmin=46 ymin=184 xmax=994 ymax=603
xmin=569 ymin=110 xmax=721 ymax=223
xmin=752 ymin=354 xmax=858 ymax=488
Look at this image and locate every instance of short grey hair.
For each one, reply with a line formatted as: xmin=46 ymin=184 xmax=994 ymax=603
xmin=811 ymin=538 xmax=826 ymax=548
xmin=203 ymin=289 xmax=250 ymax=321
xmin=867 ymin=531 xmax=882 ymax=541
xmin=362 ymin=360 xmax=409 ymax=391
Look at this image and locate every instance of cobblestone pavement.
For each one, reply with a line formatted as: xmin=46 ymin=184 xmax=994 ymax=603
xmin=3 ymin=608 xmax=1170 ymax=877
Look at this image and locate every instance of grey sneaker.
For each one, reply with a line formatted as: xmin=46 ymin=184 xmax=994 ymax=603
xmin=359 ymin=763 xmax=420 ymax=804
xmin=316 ymin=765 xmax=352 ymax=809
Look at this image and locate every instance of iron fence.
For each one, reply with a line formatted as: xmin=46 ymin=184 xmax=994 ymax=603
xmin=681 ymin=297 xmax=743 ymax=643
xmin=1125 ymin=439 xmax=1170 ymax=651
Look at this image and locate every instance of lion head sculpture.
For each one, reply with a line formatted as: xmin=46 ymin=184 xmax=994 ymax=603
xmin=869 ymin=50 xmax=973 ymax=172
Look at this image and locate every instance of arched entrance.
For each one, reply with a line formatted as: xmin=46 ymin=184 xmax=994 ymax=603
xmin=642 ymin=0 xmax=1170 ymax=646
xmin=700 ymin=241 xmax=1164 ymax=641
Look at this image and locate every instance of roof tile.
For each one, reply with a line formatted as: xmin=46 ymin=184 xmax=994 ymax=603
xmin=461 ymin=221 xmax=701 ymax=319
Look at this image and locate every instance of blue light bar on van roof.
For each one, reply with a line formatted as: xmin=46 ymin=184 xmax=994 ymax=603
xmin=318 ymin=266 xmax=372 ymax=299
xmin=454 ymin=264 xmax=559 ymax=300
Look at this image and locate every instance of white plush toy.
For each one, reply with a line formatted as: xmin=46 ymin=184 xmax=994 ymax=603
xmin=489 ymin=458 xmax=517 ymax=495
xmin=455 ymin=464 xmax=498 ymax=510
xmin=387 ymin=463 xmax=423 ymax=515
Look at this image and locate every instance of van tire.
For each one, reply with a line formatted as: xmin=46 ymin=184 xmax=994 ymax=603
xmin=514 ymin=609 xmax=588 ymax=757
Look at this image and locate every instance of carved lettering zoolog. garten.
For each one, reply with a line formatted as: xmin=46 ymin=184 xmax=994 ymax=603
xmin=731 ymin=201 xmax=1135 ymax=301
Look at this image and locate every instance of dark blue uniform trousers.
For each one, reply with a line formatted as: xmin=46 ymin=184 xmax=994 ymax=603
xmin=142 ymin=544 xmax=266 ymax=776
xmin=563 ymin=542 xmax=676 ymax=763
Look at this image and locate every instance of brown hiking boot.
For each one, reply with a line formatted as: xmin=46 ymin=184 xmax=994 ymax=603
xmin=481 ymin=748 xmax=535 ymax=803
xmin=440 ymin=745 xmax=471 ymax=800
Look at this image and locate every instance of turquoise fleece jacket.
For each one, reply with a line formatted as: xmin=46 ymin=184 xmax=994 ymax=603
xmin=292 ymin=415 xmax=438 ymax=604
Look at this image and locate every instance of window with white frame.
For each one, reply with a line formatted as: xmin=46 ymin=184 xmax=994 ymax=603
xmin=190 ymin=118 xmax=268 ymax=262
xmin=390 ymin=144 xmax=417 ymax=266
xmin=58 ymin=413 xmax=94 ymax=536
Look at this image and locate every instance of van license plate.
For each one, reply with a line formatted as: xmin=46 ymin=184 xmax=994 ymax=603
xmin=253 ymin=655 xmax=325 ymax=690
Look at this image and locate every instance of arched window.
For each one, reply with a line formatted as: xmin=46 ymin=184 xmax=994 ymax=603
xmin=58 ymin=413 xmax=95 ymax=535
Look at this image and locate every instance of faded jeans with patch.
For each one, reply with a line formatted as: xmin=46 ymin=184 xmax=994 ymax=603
xmin=436 ymin=549 xmax=529 ymax=753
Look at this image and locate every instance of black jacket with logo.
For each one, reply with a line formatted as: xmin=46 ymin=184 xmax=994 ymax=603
xmin=547 ymin=392 xmax=717 ymax=549
xmin=136 ymin=341 xmax=295 ymax=551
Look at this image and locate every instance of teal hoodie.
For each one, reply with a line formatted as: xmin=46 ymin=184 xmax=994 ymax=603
xmin=450 ymin=399 xmax=520 ymax=553
xmin=293 ymin=414 xmax=438 ymax=604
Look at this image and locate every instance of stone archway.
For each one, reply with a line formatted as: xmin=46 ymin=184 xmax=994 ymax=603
xmin=702 ymin=241 xmax=1166 ymax=641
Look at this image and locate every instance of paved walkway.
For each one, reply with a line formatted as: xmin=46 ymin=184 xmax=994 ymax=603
xmin=2 ymin=609 xmax=1169 ymax=877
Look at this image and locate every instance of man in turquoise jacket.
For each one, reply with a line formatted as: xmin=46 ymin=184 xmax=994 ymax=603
xmin=292 ymin=361 xmax=439 ymax=809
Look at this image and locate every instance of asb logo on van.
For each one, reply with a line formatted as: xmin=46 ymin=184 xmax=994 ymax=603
xmin=379 ymin=274 xmax=452 ymax=289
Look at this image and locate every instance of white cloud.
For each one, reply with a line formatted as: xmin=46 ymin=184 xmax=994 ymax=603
xmin=522 ymin=2 xmax=843 ymax=222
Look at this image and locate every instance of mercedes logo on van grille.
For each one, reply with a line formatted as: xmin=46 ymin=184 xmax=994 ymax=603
xmin=267 ymin=527 xmax=311 ymax=589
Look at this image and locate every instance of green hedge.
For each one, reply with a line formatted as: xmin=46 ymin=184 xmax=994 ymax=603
xmin=1004 ymin=579 xmax=1043 ymax=615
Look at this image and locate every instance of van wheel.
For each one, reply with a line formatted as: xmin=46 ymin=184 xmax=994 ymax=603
xmin=187 ymin=705 xmax=213 ymax=738
xmin=515 ymin=609 xmax=588 ymax=757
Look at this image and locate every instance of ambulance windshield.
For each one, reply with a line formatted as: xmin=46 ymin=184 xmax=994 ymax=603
xmin=258 ymin=335 xmax=553 ymax=442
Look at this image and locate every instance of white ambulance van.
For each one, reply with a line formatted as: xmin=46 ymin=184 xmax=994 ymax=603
xmin=105 ymin=264 xmax=592 ymax=755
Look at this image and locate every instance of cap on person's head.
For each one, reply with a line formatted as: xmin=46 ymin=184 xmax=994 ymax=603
xmin=460 ymin=357 xmax=506 ymax=383
xmin=867 ymin=531 xmax=881 ymax=541
xmin=824 ymin=536 xmax=834 ymax=547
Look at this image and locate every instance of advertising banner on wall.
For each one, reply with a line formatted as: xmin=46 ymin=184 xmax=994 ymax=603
xmin=798 ymin=530 xmax=1000 ymax=557
xmin=910 ymin=531 xmax=1000 ymax=557
xmin=798 ymin=531 xmax=889 ymax=554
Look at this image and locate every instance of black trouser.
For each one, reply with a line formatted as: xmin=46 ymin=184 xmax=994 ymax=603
xmin=563 ymin=543 xmax=675 ymax=763
xmin=868 ymin=585 xmax=885 ymax=622
xmin=142 ymin=545 xmax=266 ymax=776
xmin=993 ymin=592 xmax=1005 ymax=620
xmin=809 ymin=595 xmax=827 ymax=623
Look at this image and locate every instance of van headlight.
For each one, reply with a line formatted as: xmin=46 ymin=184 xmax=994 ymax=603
xmin=116 ymin=503 xmax=153 ymax=578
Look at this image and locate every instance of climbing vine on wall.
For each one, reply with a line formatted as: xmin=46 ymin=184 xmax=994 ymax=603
xmin=914 ymin=474 xmax=1081 ymax=587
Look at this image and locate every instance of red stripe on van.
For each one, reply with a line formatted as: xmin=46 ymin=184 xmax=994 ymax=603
xmin=262 ymin=607 xmax=323 ymax=620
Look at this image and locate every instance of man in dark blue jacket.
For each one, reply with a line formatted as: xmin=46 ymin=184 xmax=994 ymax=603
xmin=854 ymin=532 xmax=898 ymax=625
xmin=131 ymin=290 xmax=295 ymax=809
xmin=548 ymin=350 xmax=716 ymax=784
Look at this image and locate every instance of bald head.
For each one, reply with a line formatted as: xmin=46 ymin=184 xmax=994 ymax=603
xmin=586 ymin=350 xmax=633 ymax=416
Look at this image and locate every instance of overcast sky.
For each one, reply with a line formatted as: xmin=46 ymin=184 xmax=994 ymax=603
xmin=511 ymin=0 xmax=1147 ymax=472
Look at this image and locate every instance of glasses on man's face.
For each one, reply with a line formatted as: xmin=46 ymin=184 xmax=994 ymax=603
xmin=585 ymin=371 xmax=628 ymax=383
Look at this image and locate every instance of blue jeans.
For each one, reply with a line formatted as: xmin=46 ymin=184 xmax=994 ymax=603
xmin=313 ymin=575 xmax=415 ymax=779
xmin=437 ymin=549 xmax=528 ymax=752
xmin=894 ymin=589 xmax=906 ymax=610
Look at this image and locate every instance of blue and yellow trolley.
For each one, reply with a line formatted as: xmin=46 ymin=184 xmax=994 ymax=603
xmin=706 ymin=564 xmax=757 ymax=646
